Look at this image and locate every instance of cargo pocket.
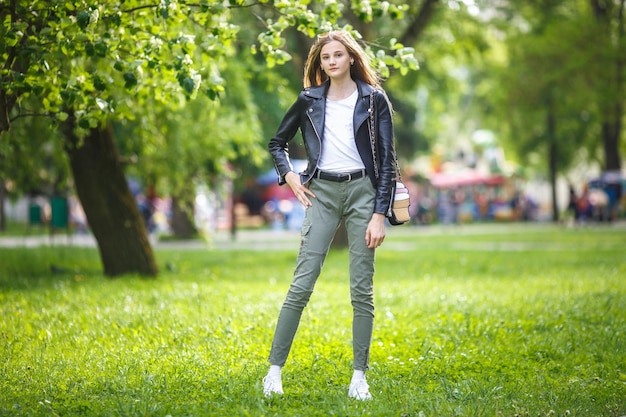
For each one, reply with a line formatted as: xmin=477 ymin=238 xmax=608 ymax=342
xmin=299 ymin=218 xmax=312 ymax=252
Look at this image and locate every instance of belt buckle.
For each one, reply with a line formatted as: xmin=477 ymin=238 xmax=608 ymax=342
xmin=346 ymin=173 xmax=352 ymax=182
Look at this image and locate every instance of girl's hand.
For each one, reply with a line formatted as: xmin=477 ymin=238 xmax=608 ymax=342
xmin=286 ymin=171 xmax=316 ymax=208
xmin=366 ymin=213 xmax=386 ymax=248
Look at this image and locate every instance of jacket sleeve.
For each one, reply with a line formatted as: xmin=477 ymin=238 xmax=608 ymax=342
xmin=373 ymin=89 xmax=397 ymax=215
xmin=268 ymin=92 xmax=307 ymax=185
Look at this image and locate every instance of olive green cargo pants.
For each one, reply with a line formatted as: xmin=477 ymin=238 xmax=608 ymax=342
xmin=268 ymin=175 xmax=377 ymax=371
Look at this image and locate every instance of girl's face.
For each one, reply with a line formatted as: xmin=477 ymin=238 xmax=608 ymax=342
xmin=320 ymin=40 xmax=353 ymax=81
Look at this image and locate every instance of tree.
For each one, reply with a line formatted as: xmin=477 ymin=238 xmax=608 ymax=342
xmin=499 ymin=16 xmax=599 ymax=220
xmin=117 ymin=57 xmax=268 ymax=239
xmin=475 ymin=0 xmax=625 ymax=220
xmin=1 ymin=0 xmax=418 ymax=276
xmin=0 ymin=105 xmax=70 ymax=231
xmin=589 ymin=0 xmax=625 ymax=172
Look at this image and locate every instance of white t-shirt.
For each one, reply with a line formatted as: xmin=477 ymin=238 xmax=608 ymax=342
xmin=318 ymin=89 xmax=365 ymax=172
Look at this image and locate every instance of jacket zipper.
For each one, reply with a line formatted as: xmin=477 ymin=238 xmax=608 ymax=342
xmin=306 ymin=110 xmax=322 ymax=175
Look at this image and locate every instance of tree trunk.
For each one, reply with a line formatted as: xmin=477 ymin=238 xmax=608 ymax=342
xmin=548 ymin=139 xmax=559 ymax=222
xmin=602 ymin=120 xmax=623 ymax=171
xmin=170 ymin=178 xmax=197 ymax=239
xmin=591 ymin=0 xmax=624 ymax=171
xmin=0 ymin=180 xmax=6 ymax=231
xmin=170 ymin=196 xmax=196 ymax=239
xmin=546 ymin=92 xmax=559 ymax=222
xmin=399 ymin=0 xmax=440 ymax=47
xmin=62 ymin=121 xmax=158 ymax=277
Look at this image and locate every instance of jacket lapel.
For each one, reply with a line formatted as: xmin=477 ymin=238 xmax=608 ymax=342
xmin=354 ymin=80 xmax=374 ymax=134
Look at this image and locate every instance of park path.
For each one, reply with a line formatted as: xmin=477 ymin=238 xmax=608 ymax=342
xmin=0 ymin=229 xmax=301 ymax=251
xmin=0 ymin=221 xmax=624 ymax=251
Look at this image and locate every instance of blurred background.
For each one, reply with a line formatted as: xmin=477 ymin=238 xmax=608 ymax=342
xmin=1 ymin=0 xmax=624 ymax=259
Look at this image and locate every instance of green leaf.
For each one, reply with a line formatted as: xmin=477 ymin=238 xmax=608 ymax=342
xmin=123 ymin=72 xmax=137 ymax=89
xmin=78 ymin=118 xmax=91 ymax=129
xmin=5 ymin=30 xmax=20 ymax=47
xmin=182 ymin=78 xmax=195 ymax=94
xmin=111 ymin=13 xmax=122 ymax=27
xmin=85 ymin=42 xmax=95 ymax=57
xmin=95 ymin=42 xmax=107 ymax=57
xmin=129 ymin=60 xmax=144 ymax=70
xmin=60 ymin=90 xmax=76 ymax=106
xmin=77 ymin=11 xmax=90 ymax=30
xmin=96 ymin=98 xmax=108 ymax=111
xmin=93 ymin=76 xmax=107 ymax=92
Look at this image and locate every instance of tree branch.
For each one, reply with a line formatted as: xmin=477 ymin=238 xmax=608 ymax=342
xmin=399 ymin=0 xmax=440 ymax=47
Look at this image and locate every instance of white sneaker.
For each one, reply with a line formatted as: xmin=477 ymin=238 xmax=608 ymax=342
xmin=348 ymin=379 xmax=372 ymax=400
xmin=263 ymin=375 xmax=284 ymax=397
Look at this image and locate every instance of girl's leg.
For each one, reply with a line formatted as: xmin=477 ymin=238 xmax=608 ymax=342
xmin=268 ymin=179 xmax=342 ymax=366
xmin=344 ymin=177 xmax=377 ymax=371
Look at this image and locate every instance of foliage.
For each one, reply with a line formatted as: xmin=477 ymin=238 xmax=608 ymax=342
xmin=491 ymin=2 xmax=602 ymax=174
xmin=1 ymin=224 xmax=625 ymax=416
xmin=0 ymin=0 xmax=417 ymax=132
xmin=0 ymin=104 xmax=70 ymax=199
xmin=383 ymin=0 xmax=624 ymax=180
xmin=384 ymin=1 xmax=500 ymax=163
xmin=0 ymin=0 xmax=420 ymax=212
xmin=473 ymin=0 xmax=625 ymax=175
xmin=120 ymin=57 xmax=267 ymax=197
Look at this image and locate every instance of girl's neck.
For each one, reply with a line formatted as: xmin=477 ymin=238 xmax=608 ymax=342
xmin=327 ymin=78 xmax=357 ymax=101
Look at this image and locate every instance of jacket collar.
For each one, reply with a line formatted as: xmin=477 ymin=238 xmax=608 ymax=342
xmin=304 ymin=79 xmax=375 ymax=141
xmin=304 ymin=79 xmax=375 ymax=99
xmin=356 ymin=79 xmax=376 ymax=98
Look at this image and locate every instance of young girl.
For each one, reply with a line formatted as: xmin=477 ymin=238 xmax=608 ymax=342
xmin=264 ymin=30 xmax=397 ymax=400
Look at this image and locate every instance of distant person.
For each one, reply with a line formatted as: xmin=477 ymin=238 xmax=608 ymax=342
xmin=577 ymin=185 xmax=592 ymax=223
xmin=263 ymin=30 xmax=397 ymax=400
xmin=604 ymin=179 xmax=623 ymax=221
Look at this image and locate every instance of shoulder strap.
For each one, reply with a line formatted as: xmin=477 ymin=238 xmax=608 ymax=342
xmin=368 ymin=90 xmax=401 ymax=181
xmin=368 ymin=92 xmax=379 ymax=179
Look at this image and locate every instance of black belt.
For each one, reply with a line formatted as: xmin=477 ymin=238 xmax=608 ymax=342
xmin=315 ymin=169 xmax=366 ymax=182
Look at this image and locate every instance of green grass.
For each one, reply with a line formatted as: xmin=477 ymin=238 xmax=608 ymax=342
xmin=1 ymin=223 xmax=625 ymax=416
xmin=1 ymin=220 xmax=51 ymax=237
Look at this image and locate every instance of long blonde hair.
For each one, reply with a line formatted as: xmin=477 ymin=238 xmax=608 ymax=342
xmin=303 ymin=30 xmax=381 ymax=88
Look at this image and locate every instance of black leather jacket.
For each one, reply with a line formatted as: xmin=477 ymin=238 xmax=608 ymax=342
xmin=268 ymin=79 xmax=397 ymax=216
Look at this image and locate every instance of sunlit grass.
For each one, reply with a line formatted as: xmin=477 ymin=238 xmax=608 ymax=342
xmin=1 ymin=223 xmax=625 ymax=416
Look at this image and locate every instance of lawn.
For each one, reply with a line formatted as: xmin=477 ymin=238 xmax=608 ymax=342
xmin=0 ymin=223 xmax=625 ymax=416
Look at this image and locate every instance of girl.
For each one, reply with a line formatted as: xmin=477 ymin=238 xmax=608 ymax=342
xmin=264 ymin=30 xmax=397 ymax=400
